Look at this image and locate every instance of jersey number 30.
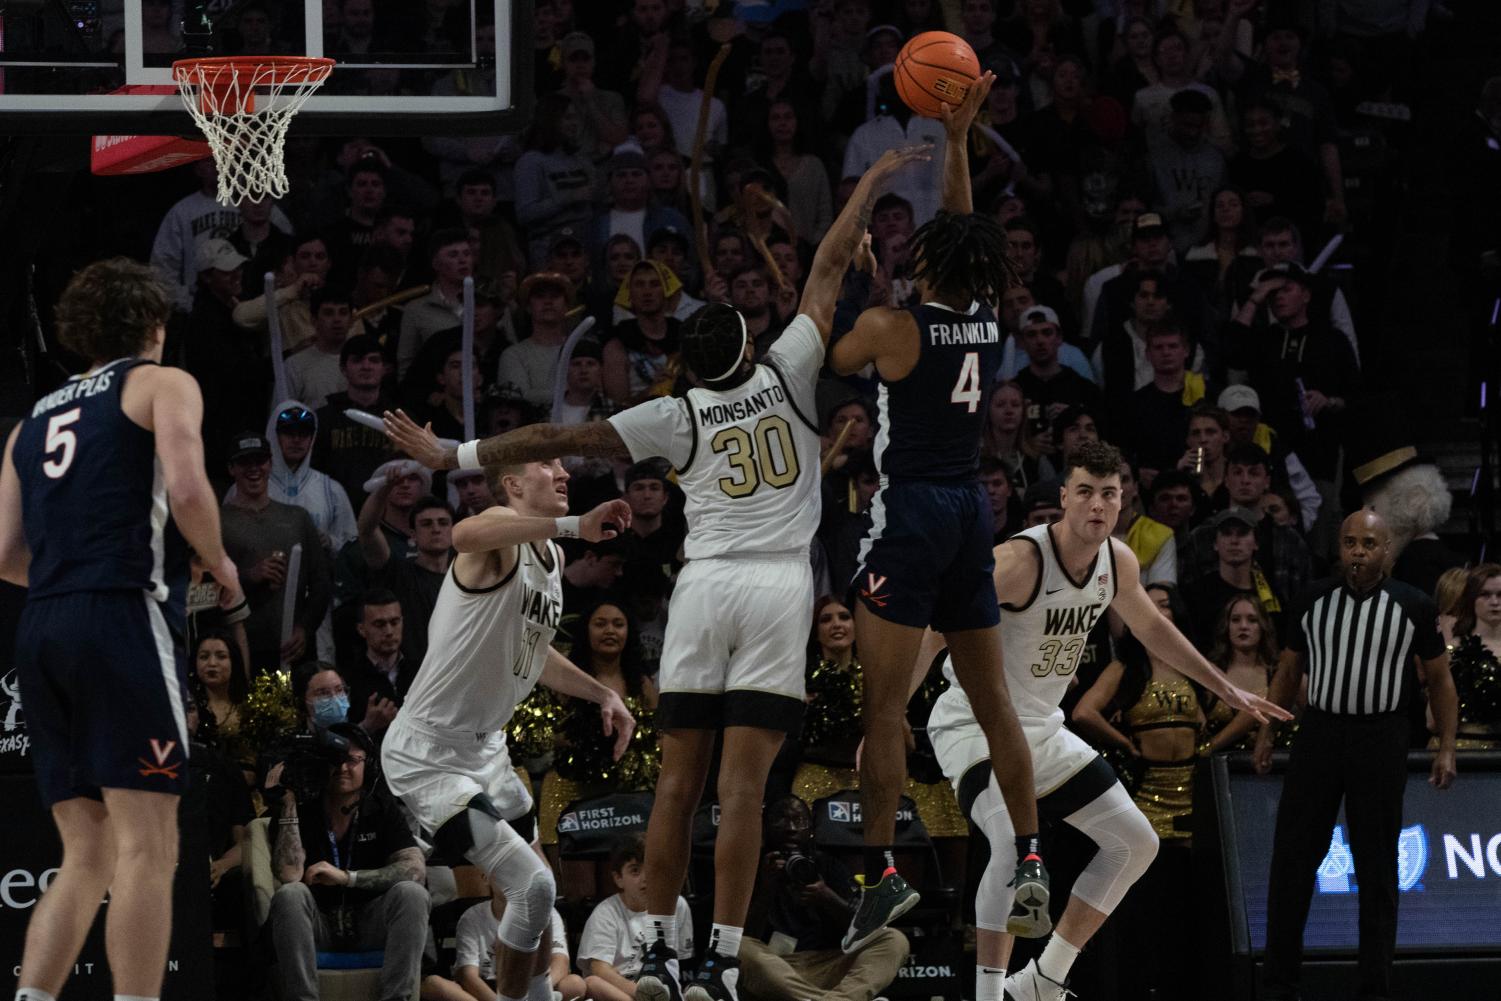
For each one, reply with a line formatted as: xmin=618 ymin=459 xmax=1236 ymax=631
xmin=950 ymin=352 xmax=981 ymax=413
xmin=711 ymin=414 xmax=800 ymax=498
xmin=42 ymin=408 xmax=82 ymax=479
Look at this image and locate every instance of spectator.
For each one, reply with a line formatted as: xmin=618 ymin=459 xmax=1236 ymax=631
xmin=397 ymin=229 xmax=473 ymax=379
xmin=629 ymin=103 xmax=677 ymax=157
xmin=1151 ymin=89 xmax=1227 ymax=255
xmin=1146 ymin=469 xmax=1199 ymax=537
xmin=1124 ymin=324 xmax=1207 ymax=480
xmin=1183 ymin=507 xmax=1285 ymax=647
xmin=516 ymin=91 xmax=597 ymax=265
xmin=827 ymin=23 xmax=905 ymax=136
xmin=498 ymin=271 xmax=575 ymax=408
xmin=341 ymin=588 xmax=406 ymax=739
xmin=230 ymin=194 xmax=296 ymax=301
xmin=191 ymin=629 xmax=255 ymax=783
xmin=419 ymin=342 xmax=482 ymax=442
xmin=558 ymin=32 xmax=629 ymax=164
xmin=1436 ymin=565 xmax=1501 ymax=749
xmin=1093 ymin=271 xmax=1207 ymax=425
xmin=325 ymin=157 xmax=387 ymax=286
xmin=1202 ymin=595 xmax=1282 ymax=754
xmin=450 ymin=904 xmax=585 ymax=1001
xmin=1115 ymin=456 xmax=1177 ymax=585
xmin=557 ymin=337 xmax=616 ymax=426
xmin=1004 ymin=218 xmax=1068 ymax=318
xmin=599 ymin=234 xmax=646 ymax=314
xmin=1020 ymin=479 xmax=1064 ymax=527
xmin=349 ymin=245 xmax=407 ymax=351
xmin=357 ymin=470 xmax=452 ymax=668
xmin=151 ymin=160 xmax=246 ymax=312
xmin=1182 ymin=187 xmax=1262 ymax=309
xmin=998 ymin=283 xmax=1095 ymax=383
xmin=1216 ymin=384 xmax=1322 ymax=532
xmin=1229 ymin=218 xmax=1360 ymax=367
xmin=1012 ymin=305 xmax=1104 ymax=431
xmin=181 ymin=694 xmax=255 ymax=936
xmin=980 ymin=457 xmax=1018 ymax=543
xmin=186 ymin=550 xmax=254 ymax=675
xmin=220 ymin=432 xmax=332 ymax=671
xmin=960 ymin=0 xmax=1021 ymax=77
xmin=285 ymin=287 xmax=357 ymax=409
xmin=648 ymin=148 xmax=692 ymax=221
xmin=1131 ymin=30 xmax=1234 ymax=155
xmin=578 ymin=834 xmax=693 ymax=1001
xmin=1104 ymin=16 xmax=1159 ymax=105
xmin=351 ymin=459 xmax=428 ymax=563
xmin=619 ymin=460 xmax=684 ymax=573
xmin=980 ymin=380 xmax=1051 ymax=492
xmin=1176 ymin=404 xmax=1233 ymax=515
xmin=549 ymin=227 xmax=593 ymax=300
xmin=590 ymin=149 xmax=690 ymax=268
xmin=369 ymin=206 xmax=419 ymax=287
xmin=735 ymin=30 xmax=819 ymax=155
xmin=556 ymin=540 xmax=627 ymax=649
xmin=1226 ymin=262 xmax=1356 ymax=482
xmin=267 ymin=723 xmax=429 ymax=1001
xmin=312 ymin=333 xmax=398 ymax=509
xmin=997 ymin=0 xmax=1088 ymax=106
xmin=450 ymin=468 xmax=499 ymax=519
xmin=599 ymin=0 xmax=671 ymax=103
xmin=757 ymin=100 xmax=835 ymax=244
xmin=1084 ymin=213 xmax=1212 ymax=362
xmin=842 ymin=73 xmax=945 ymax=226
xmin=1228 ymin=100 xmax=1324 ymax=235
xmin=740 ymin=797 xmax=910 ymax=1001
xmin=233 ymin=234 xmax=368 ymax=354
xmin=181 ymin=238 xmax=268 ymax=477
xmin=968 ymin=64 xmax=1044 ymax=214
xmin=603 ymin=262 xmax=682 ymax=404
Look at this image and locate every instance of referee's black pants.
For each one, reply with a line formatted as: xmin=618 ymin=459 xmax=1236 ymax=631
xmin=1263 ymin=708 xmax=1410 ymax=1001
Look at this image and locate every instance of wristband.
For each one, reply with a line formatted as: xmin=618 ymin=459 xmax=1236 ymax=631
xmin=554 ymin=516 xmax=581 ymax=539
xmin=347 ymin=870 xmax=357 ymax=888
xmin=456 ymin=440 xmax=482 ymax=470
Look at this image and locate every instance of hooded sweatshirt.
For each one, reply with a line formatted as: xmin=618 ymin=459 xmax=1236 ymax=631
xmin=226 ymin=399 xmax=358 ymax=556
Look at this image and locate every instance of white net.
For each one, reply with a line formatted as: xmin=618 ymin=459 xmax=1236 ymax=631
xmin=173 ymin=57 xmax=334 ymax=205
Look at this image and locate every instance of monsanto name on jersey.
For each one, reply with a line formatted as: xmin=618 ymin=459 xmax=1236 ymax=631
xmin=927 ymin=320 xmax=1000 ymax=346
xmin=695 ymin=384 xmax=786 ymax=427
xmin=1044 ymin=603 xmax=1104 ymax=637
xmin=521 ymin=582 xmax=561 ymax=629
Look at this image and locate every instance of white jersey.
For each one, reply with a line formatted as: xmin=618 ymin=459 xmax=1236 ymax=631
xmin=399 ymin=541 xmax=563 ymax=735
xmin=931 ymin=525 xmax=1118 ymax=747
xmin=609 ymin=314 xmax=824 ymax=560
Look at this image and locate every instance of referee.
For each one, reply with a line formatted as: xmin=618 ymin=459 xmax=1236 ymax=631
xmin=1253 ymin=509 xmax=1458 ymax=1001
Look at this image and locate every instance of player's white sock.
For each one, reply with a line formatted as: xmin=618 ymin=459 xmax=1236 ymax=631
xmin=976 ymin=965 xmax=1007 ymax=1001
xmin=644 ymin=912 xmax=677 ymax=945
xmin=708 ymin=923 xmax=743 ymax=958
xmin=525 ymin=972 xmax=552 ymax=1001
xmin=1037 ymin=933 xmax=1081 ymax=983
xmin=15 ymin=989 xmax=57 ymax=1001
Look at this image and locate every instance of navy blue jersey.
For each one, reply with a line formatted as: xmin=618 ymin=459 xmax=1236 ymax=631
xmin=873 ymin=300 xmax=1003 ymax=480
xmin=13 ymin=358 xmax=185 ymax=604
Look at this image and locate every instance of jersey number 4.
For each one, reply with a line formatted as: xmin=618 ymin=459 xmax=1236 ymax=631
xmin=42 ymin=408 xmax=82 ymax=479
xmin=1030 ymin=637 xmax=1085 ymax=678
xmin=950 ymin=352 xmax=981 ymax=413
xmin=711 ymin=414 xmax=801 ymax=498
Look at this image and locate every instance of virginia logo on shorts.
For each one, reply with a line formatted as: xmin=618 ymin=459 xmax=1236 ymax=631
xmin=137 ymin=738 xmax=181 ymax=780
xmin=861 ymin=573 xmax=890 ymax=608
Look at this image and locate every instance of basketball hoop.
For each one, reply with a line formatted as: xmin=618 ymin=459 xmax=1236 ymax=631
xmin=172 ymin=56 xmax=335 ymax=204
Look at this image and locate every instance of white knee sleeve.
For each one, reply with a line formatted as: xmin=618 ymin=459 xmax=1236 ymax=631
xmin=1063 ymin=781 xmax=1159 ymax=916
xmin=462 ymin=812 xmax=557 ymax=952
xmin=971 ymin=781 xmax=1020 ymax=933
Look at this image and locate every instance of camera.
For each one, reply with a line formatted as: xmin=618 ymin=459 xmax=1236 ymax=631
xmin=784 ymin=853 xmax=820 ymax=886
xmin=270 ymin=729 xmax=351 ymax=800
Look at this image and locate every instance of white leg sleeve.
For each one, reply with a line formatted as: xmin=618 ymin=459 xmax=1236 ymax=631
xmin=1062 ymin=781 xmax=1159 ymax=917
xmin=461 ymin=810 xmax=558 ymax=952
xmin=970 ymin=778 xmax=1020 ymax=933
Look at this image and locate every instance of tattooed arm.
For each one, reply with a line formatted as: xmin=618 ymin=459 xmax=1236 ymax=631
xmin=350 ymin=846 xmax=426 ymax=892
xmin=381 ymin=412 xmax=631 ymax=473
xmin=272 ymin=793 xmax=307 ymax=886
xmin=800 ymin=145 xmax=933 ymax=341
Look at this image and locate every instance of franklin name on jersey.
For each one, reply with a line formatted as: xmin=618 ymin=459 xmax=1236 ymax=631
xmin=927 ymin=319 xmax=1001 ymax=346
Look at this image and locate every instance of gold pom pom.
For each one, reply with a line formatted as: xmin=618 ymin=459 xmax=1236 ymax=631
xmin=239 ymin=670 xmax=298 ymax=748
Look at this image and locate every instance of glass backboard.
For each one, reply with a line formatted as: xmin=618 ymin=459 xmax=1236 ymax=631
xmin=0 ymin=0 xmax=530 ymax=135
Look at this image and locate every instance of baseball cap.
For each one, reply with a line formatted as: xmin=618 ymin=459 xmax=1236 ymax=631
xmin=227 ymin=432 xmax=271 ymax=462
xmin=570 ymin=337 xmax=604 ymax=362
xmin=547 ymin=226 xmax=584 ymax=256
xmin=196 ymin=238 xmax=249 ymax=274
xmin=1217 ymin=385 xmax=1262 ymax=414
xmin=1210 ymin=506 xmax=1260 ymax=532
xmin=608 ymin=149 xmax=649 ymax=175
xmin=560 ymin=31 xmax=594 ymax=59
xmin=1265 ymin=261 xmax=1315 ymax=289
xmin=623 ymin=458 xmax=670 ymax=489
xmin=1132 ymin=213 xmax=1167 ymax=238
xmin=648 ymin=226 xmax=690 ymax=254
xmin=865 ymin=24 xmax=903 ymax=45
xmin=1020 ymin=304 xmax=1060 ymax=329
xmin=1022 ymin=480 xmax=1062 ymax=514
xmin=1169 ymin=88 xmax=1213 ymax=115
xmin=340 ymin=332 xmax=385 ymax=364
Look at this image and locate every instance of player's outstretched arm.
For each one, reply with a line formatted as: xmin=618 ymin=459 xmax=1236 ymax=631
xmin=801 ymin=144 xmax=932 ymax=341
xmin=539 ymin=646 xmax=637 ymax=760
xmin=383 ymin=409 xmax=631 ymax=472
xmin=0 ymin=426 xmax=28 ymax=587
xmin=1109 ymin=540 xmax=1292 ymax=725
xmin=451 ymin=499 xmax=631 ymax=554
xmin=938 ymin=70 xmax=994 ymax=216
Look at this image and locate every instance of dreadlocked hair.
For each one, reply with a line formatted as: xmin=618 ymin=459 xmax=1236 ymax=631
xmin=909 ymin=211 xmax=1019 ymax=304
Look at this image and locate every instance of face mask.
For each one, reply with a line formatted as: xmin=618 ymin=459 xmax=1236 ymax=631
xmin=311 ymin=693 xmax=349 ymax=730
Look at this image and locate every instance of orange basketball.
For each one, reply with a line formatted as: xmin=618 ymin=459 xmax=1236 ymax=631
xmin=893 ymin=31 xmax=980 ymax=119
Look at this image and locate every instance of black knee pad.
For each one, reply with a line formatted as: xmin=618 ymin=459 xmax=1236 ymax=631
xmin=432 ymin=792 xmax=506 ymax=862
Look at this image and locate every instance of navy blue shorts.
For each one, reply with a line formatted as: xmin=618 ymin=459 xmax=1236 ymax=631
xmin=853 ymin=479 xmax=1000 ymax=632
xmin=15 ymin=591 xmax=190 ymax=807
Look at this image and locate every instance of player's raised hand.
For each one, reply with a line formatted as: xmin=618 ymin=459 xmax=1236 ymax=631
xmin=382 ymin=409 xmax=450 ymax=469
xmin=939 ymin=69 xmax=995 ymax=138
xmin=598 ymin=690 xmax=637 ymax=761
xmin=865 ymin=144 xmax=933 ymax=190
xmin=1222 ymin=683 xmax=1293 ymax=725
xmin=580 ymin=498 xmax=632 ymax=541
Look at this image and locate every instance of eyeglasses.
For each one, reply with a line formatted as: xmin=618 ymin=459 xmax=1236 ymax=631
xmin=343 ymin=754 xmax=368 ymax=767
xmin=307 ymin=684 xmax=346 ymax=699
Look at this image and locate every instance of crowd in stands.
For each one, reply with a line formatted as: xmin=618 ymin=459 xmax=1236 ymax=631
xmin=17 ymin=0 xmax=1501 ymax=999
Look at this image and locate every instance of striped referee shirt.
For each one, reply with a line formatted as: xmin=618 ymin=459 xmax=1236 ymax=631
xmin=1286 ymin=576 xmax=1446 ymax=715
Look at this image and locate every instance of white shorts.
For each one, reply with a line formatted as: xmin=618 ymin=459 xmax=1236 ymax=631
xmin=929 ymin=687 xmax=1098 ymax=799
xmin=656 ymin=555 xmax=812 ymax=733
xmin=382 ymin=713 xmax=534 ymax=838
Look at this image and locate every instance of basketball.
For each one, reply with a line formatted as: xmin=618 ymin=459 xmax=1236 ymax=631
xmin=893 ymin=31 xmax=981 ymax=119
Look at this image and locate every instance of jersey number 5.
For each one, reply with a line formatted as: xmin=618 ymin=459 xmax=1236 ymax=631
xmin=1030 ymin=637 xmax=1085 ymax=678
xmin=950 ymin=352 xmax=981 ymax=413
xmin=711 ymin=414 xmax=800 ymax=498
xmin=42 ymin=408 xmax=82 ymax=479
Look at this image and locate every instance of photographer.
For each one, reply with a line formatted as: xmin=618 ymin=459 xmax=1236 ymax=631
xmin=267 ymin=722 xmax=430 ymax=1001
xmin=740 ymin=797 xmax=908 ymax=1001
